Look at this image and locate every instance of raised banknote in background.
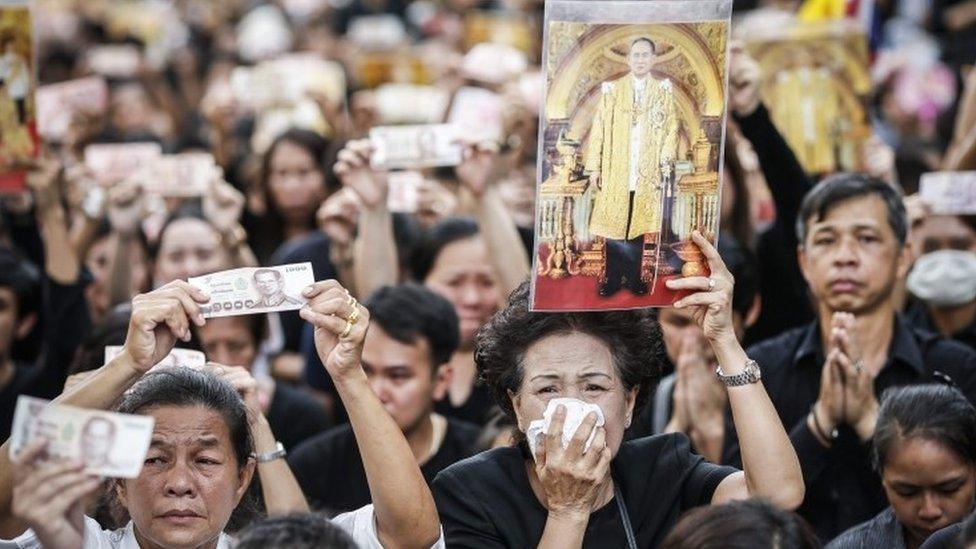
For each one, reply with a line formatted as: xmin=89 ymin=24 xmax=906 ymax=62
xmin=36 ymin=76 xmax=108 ymax=141
xmin=370 ymin=124 xmax=462 ymax=170
xmin=84 ymin=143 xmax=163 ymax=187
xmin=189 ymin=263 xmax=315 ymax=318
xmin=9 ymin=395 xmax=154 ymax=478
xmin=448 ymin=86 xmax=504 ymax=142
xmin=103 ymin=346 xmax=207 ymax=370
xmin=138 ymin=152 xmax=217 ymax=197
xmin=919 ymin=172 xmax=976 ymax=216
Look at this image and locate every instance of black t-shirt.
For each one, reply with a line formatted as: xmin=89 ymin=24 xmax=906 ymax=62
xmin=434 ymin=382 xmax=496 ymax=426
xmin=288 ymin=417 xmax=480 ymax=513
xmin=432 ymin=433 xmax=738 ymax=548
xmin=265 ymin=383 xmax=331 ymax=451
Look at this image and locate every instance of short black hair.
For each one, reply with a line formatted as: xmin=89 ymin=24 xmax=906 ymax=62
xmin=364 ymin=283 xmax=460 ymax=368
xmin=409 ymin=217 xmax=480 ymax=281
xmin=718 ymin=235 xmax=759 ymax=318
xmin=235 ymin=512 xmax=358 ymax=549
xmin=631 ymin=37 xmax=657 ymax=53
xmin=118 ymin=368 xmax=253 ymax=468
xmin=796 ymin=173 xmax=907 ymax=245
xmin=873 ymin=384 xmax=976 ymax=471
xmin=661 ymin=499 xmax=820 ymax=549
xmin=476 ymin=281 xmax=666 ymax=424
xmin=0 ymin=245 xmax=40 ymax=321
xmin=253 ymin=268 xmax=282 ymax=280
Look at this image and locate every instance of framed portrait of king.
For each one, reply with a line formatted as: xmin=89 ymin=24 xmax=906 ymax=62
xmin=530 ymin=0 xmax=732 ymax=311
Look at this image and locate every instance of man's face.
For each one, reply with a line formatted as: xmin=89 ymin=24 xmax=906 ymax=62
xmin=911 ymin=215 xmax=976 ymax=258
xmin=197 ymin=317 xmax=257 ymax=369
xmin=81 ymin=418 xmax=115 ymax=464
xmin=254 ymin=272 xmax=282 ymax=298
xmin=798 ymin=195 xmax=909 ymax=315
xmin=361 ymin=324 xmax=448 ymax=435
xmin=627 ymin=40 xmax=655 ymax=77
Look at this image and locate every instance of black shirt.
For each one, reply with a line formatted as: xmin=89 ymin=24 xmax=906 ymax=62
xmin=288 ymin=417 xmax=479 ymax=513
xmin=723 ymin=315 xmax=976 ymax=542
xmin=265 ymin=383 xmax=331 ymax=451
xmin=0 ymin=273 xmax=92 ymax=441
xmin=433 ymin=433 xmax=738 ymax=548
xmin=434 ymin=382 xmax=497 ymax=426
xmin=905 ymin=300 xmax=976 ymax=352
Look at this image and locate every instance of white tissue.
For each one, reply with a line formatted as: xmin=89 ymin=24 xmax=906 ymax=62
xmin=526 ymin=398 xmax=606 ymax=458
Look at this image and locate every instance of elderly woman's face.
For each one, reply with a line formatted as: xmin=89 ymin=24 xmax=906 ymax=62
xmin=510 ymin=331 xmax=637 ymax=457
xmin=154 ymin=218 xmax=229 ymax=287
xmin=118 ymin=405 xmax=254 ymax=549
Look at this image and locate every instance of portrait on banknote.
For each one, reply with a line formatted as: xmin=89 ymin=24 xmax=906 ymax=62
xmin=252 ymin=268 xmax=303 ymax=308
xmin=530 ymin=0 xmax=732 ymax=311
xmin=0 ymin=0 xmax=38 ymax=193
xmin=741 ymin=19 xmax=870 ymax=175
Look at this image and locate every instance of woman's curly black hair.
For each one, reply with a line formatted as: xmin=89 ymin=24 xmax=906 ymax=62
xmin=475 ymin=281 xmax=667 ymax=424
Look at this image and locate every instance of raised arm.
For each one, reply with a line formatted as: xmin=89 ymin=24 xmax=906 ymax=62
xmin=456 ymin=142 xmax=531 ymax=299
xmin=300 ymin=280 xmax=440 ymax=549
xmin=666 ymin=231 xmax=804 ymax=510
xmin=205 ymin=364 xmax=309 ymax=515
xmin=0 ymin=281 xmax=208 ymax=538
xmin=29 ymin=158 xmax=79 ymax=285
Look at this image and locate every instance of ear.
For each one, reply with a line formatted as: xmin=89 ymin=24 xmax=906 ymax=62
xmin=431 ymin=363 xmax=452 ymax=402
xmin=115 ymin=480 xmax=128 ymax=509
xmin=797 ymin=244 xmax=812 ymax=286
xmin=14 ymin=311 xmax=36 ymax=340
xmin=745 ymin=294 xmax=761 ymax=329
xmin=895 ymin=243 xmax=912 ymax=281
xmin=235 ymin=459 xmax=256 ymax=503
xmin=625 ymin=387 xmax=638 ymax=425
xmin=508 ymin=389 xmax=525 ymax=431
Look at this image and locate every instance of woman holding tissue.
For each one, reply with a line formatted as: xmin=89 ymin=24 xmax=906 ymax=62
xmin=432 ymin=231 xmax=804 ymax=547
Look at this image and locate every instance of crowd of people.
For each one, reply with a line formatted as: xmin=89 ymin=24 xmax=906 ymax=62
xmin=0 ymin=0 xmax=975 ymax=547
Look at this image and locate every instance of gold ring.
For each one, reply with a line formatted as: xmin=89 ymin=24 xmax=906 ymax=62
xmin=347 ymin=306 xmax=360 ymax=325
xmin=339 ymin=320 xmax=353 ymax=339
xmin=345 ymin=292 xmax=357 ymax=309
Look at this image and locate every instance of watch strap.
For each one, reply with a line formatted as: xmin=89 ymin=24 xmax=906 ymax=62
xmin=252 ymin=441 xmax=286 ymax=463
xmin=715 ymin=359 xmax=761 ymax=387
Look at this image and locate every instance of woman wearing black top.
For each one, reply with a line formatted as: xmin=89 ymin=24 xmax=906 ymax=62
xmin=432 ymin=232 xmax=804 ymax=547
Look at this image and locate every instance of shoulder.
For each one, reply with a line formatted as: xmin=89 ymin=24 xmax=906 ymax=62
xmin=433 ymin=446 xmax=524 ymax=492
xmin=616 ymin=433 xmax=726 ymax=476
xmin=746 ymin=325 xmax=810 ymax=367
xmin=826 ymin=508 xmax=899 ymax=549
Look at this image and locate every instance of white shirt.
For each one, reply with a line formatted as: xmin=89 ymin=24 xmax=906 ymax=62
xmin=1 ymin=506 xmax=446 ymax=549
xmin=0 ymin=51 xmax=29 ymax=98
xmin=629 ymin=75 xmax=648 ymax=192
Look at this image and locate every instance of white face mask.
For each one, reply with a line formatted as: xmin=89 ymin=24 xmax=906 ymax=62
xmin=526 ymin=398 xmax=605 ymax=458
xmin=907 ymin=249 xmax=976 ymax=307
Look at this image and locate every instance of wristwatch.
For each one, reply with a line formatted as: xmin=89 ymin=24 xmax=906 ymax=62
xmin=715 ymin=359 xmax=761 ymax=387
xmin=252 ymin=442 xmax=287 ymax=463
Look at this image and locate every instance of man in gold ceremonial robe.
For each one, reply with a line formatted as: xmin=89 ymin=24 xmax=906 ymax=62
xmin=584 ymin=37 xmax=680 ymax=297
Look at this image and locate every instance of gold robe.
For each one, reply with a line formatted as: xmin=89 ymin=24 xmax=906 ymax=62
xmin=769 ymin=68 xmax=838 ymax=174
xmin=584 ymin=75 xmax=679 ymax=241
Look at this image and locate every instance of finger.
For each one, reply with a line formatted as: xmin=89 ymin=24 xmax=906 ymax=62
xmin=583 ymin=426 xmax=606 ymax=467
xmin=159 ymin=280 xmax=210 ymax=303
xmin=19 ymin=459 xmax=85 ymax=495
xmin=42 ymin=475 xmax=102 ymax=516
xmin=11 ymin=438 xmax=48 ymax=466
xmin=534 ymin=433 xmax=547 ymax=468
xmin=545 ymin=404 xmax=567 ymax=446
xmin=673 ymin=291 xmax=725 ymax=310
xmin=302 ymin=280 xmax=346 ymax=300
xmin=300 ymin=307 xmax=366 ymax=341
xmin=665 ymin=276 xmax=727 ymax=292
xmin=151 ymin=288 xmax=205 ymax=327
xmin=27 ymin=469 xmax=99 ymax=508
xmin=690 ymin=231 xmax=729 ymax=278
xmin=307 ymin=294 xmax=357 ymax=320
xmin=566 ymin=411 xmax=599 ymax=459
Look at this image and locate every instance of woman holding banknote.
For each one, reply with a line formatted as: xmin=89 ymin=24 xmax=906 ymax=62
xmin=0 ymin=279 xmax=444 ymax=549
xmin=431 ymin=231 xmax=804 ymax=547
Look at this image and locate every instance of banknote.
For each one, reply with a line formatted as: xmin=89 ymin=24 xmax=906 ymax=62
xmin=138 ymin=153 xmax=217 ymax=197
xmin=370 ymin=124 xmax=463 ymax=170
xmin=188 ymin=263 xmax=315 ymax=318
xmin=448 ymin=87 xmax=504 ymax=142
xmin=36 ymin=77 xmax=109 ymax=141
xmin=104 ymin=346 xmax=207 ymax=370
xmin=375 ymin=84 xmax=449 ymax=125
xmin=387 ymin=171 xmax=422 ymax=213
xmin=919 ymin=172 xmax=976 ymax=215
xmin=84 ymin=143 xmax=163 ymax=187
xmin=9 ymin=395 xmax=154 ymax=478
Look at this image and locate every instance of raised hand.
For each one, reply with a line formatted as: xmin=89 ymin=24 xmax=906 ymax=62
xmin=11 ymin=439 xmax=102 ymax=549
xmin=334 ymin=139 xmax=387 ymax=209
xmin=106 ymin=177 xmax=145 ymax=235
xmin=316 ymin=187 xmax=362 ymax=248
xmin=668 ymin=231 xmax=736 ymax=344
xmin=534 ymin=407 xmax=612 ymax=518
xmin=202 ymin=170 xmax=245 ymax=235
xmin=298 ymin=280 xmax=370 ymax=381
xmin=26 ymin=157 xmax=65 ymax=213
xmin=831 ymin=312 xmax=878 ymax=439
xmin=122 ymin=281 xmax=209 ymax=372
xmin=455 ymin=140 xmax=502 ymax=197
xmin=204 ymin=363 xmax=264 ymax=424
